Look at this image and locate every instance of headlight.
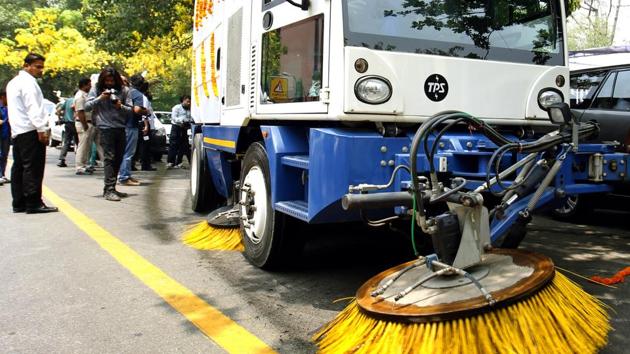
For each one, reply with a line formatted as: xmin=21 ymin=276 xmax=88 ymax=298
xmin=156 ymin=128 xmax=166 ymax=136
xmin=355 ymin=76 xmax=392 ymax=104
xmin=538 ymin=89 xmax=564 ymax=110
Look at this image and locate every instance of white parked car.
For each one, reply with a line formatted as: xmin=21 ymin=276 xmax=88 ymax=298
xmin=43 ymin=99 xmax=65 ymax=147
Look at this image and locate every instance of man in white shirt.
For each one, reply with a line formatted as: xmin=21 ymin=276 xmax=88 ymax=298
xmin=6 ymin=53 xmax=58 ymax=214
xmin=166 ymin=95 xmax=192 ymax=169
xmin=74 ymin=77 xmax=98 ymax=175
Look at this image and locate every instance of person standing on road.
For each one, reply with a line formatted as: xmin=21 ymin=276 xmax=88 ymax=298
xmin=131 ymin=76 xmax=156 ymax=171
xmin=0 ymin=90 xmax=11 ymax=186
xmin=85 ymin=67 xmax=137 ymax=201
xmin=57 ymin=95 xmax=76 ymax=167
xmin=167 ymin=95 xmax=192 ymax=169
xmin=117 ymin=75 xmax=147 ymax=186
xmin=6 ymin=53 xmax=58 ymax=213
xmin=73 ymin=77 xmax=98 ymax=175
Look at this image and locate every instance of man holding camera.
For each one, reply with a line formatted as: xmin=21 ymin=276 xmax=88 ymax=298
xmin=6 ymin=53 xmax=58 ymax=213
xmin=85 ymin=67 xmax=143 ymax=201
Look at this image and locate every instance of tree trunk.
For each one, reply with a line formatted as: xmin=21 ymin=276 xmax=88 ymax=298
xmin=610 ymin=0 xmax=622 ymax=44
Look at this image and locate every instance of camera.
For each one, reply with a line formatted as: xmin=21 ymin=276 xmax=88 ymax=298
xmin=104 ymin=88 xmax=119 ymax=102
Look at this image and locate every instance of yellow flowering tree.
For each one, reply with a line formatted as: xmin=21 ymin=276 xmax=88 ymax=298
xmin=0 ymin=8 xmax=110 ymax=98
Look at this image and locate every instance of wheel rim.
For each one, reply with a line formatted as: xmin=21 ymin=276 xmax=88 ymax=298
xmin=240 ymin=166 xmax=268 ymax=245
xmin=190 ymin=145 xmax=199 ymax=198
xmin=555 ymin=195 xmax=578 ymax=215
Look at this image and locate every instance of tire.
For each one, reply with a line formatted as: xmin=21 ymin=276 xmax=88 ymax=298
xmin=551 ymin=194 xmax=591 ymax=221
xmin=239 ymin=142 xmax=303 ymax=269
xmin=190 ymin=133 xmax=220 ymax=212
xmin=493 ymin=213 xmax=531 ymax=249
xmin=152 ymin=152 xmax=163 ymax=162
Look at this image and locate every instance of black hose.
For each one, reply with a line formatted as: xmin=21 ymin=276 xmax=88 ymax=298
xmin=410 ymin=111 xmax=468 ymax=217
xmin=428 ymin=118 xmax=467 ymax=174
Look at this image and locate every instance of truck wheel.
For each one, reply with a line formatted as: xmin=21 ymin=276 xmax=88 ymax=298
xmin=190 ymin=133 xmax=218 ymax=212
xmin=551 ymin=195 xmax=590 ymax=221
xmin=239 ymin=142 xmax=302 ymax=269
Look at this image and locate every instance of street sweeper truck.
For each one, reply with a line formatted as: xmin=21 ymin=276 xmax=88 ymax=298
xmin=189 ymin=0 xmax=619 ymax=352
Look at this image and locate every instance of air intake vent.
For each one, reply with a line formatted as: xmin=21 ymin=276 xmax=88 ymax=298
xmin=249 ymin=44 xmax=256 ymax=110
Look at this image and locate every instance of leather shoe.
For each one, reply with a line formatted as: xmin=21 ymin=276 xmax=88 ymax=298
xmin=26 ymin=205 xmax=59 ymax=214
xmin=104 ymin=191 xmax=121 ymax=202
xmin=113 ymin=190 xmax=128 ymax=198
xmin=13 ymin=207 xmax=26 ymax=213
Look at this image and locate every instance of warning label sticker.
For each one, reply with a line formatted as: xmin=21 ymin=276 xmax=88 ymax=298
xmin=270 ymin=77 xmax=288 ymax=101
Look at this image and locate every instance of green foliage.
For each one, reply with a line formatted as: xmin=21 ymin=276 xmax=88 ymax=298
xmin=568 ymin=0 xmax=581 ymax=14
xmin=0 ymin=7 xmax=111 ymax=99
xmin=80 ymin=0 xmax=192 ymax=55
xmin=568 ymin=16 xmax=612 ymax=50
xmin=0 ymin=0 xmax=192 ymax=109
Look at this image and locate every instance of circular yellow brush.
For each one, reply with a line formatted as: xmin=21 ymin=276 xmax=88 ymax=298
xmin=182 ymin=206 xmax=243 ymax=252
xmin=313 ymin=249 xmax=610 ymax=354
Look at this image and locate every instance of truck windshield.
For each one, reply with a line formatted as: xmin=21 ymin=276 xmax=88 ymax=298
xmin=343 ymin=0 xmax=564 ymax=65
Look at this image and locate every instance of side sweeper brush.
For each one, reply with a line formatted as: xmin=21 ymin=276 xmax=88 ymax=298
xmin=182 ymin=206 xmax=243 ymax=251
xmin=314 ymin=111 xmax=610 ymax=353
xmin=313 ymin=250 xmax=610 ymax=354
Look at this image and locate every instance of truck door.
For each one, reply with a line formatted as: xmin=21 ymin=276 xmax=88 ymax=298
xmin=252 ymin=0 xmax=330 ymax=115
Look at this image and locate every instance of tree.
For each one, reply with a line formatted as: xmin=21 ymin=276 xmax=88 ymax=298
xmin=80 ymin=0 xmax=193 ymax=55
xmin=0 ymin=8 xmax=111 ymax=98
xmin=568 ymin=0 xmax=623 ymax=50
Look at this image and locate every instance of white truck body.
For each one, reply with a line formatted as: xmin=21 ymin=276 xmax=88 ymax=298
xmin=192 ymin=0 xmax=570 ymax=127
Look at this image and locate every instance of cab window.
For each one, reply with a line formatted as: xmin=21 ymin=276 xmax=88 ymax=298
xmin=260 ymin=15 xmax=324 ymax=104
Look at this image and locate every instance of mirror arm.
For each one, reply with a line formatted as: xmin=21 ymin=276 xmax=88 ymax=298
xmin=286 ymin=0 xmax=310 ymax=11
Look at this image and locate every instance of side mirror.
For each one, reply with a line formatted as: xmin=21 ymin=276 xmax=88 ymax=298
xmin=287 ymin=0 xmax=310 ymax=11
xmin=547 ymin=102 xmax=573 ymax=125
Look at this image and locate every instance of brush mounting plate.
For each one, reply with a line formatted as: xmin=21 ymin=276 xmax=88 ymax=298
xmin=206 ymin=205 xmax=240 ymax=228
xmin=356 ymin=249 xmax=554 ymax=323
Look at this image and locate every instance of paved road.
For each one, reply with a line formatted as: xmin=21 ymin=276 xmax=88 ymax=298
xmin=0 ymin=147 xmax=628 ymax=353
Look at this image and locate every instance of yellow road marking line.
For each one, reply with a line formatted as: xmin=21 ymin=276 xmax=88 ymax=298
xmin=42 ymin=186 xmax=276 ymax=354
xmin=204 ymin=137 xmax=236 ymax=149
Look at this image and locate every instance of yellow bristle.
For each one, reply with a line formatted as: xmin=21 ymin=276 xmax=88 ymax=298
xmin=182 ymin=221 xmax=243 ymax=252
xmin=313 ymin=272 xmax=610 ymax=354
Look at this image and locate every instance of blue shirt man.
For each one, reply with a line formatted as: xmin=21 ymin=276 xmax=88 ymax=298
xmin=0 ymin=93 xmax=10 ymax=183
xmin=118 ymin=84 xmax=147 ymax=185
xmin=61 ymin=97 xmax=75 ymax=123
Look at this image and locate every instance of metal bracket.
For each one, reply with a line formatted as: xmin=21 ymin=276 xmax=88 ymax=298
xmin=320 ymin=87 xmax=330 ymax=104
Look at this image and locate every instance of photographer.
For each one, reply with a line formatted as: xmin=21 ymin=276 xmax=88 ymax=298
xmin=85 ymin=67 xmax=140 ymax=201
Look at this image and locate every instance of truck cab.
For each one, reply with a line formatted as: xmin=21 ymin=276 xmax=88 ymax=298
xmin=190 ymin=0 xmax=572 ymax=268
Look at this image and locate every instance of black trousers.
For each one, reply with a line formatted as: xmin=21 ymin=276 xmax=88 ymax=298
xmin=11 ymin=130 xmax=46 ymax=209
xmin=100 ymin=128 xmax=126 ymax=193
xmin=59 ymin=121 xmax=78 ymax=161
xmin=138 ymin=129 xmax=153 ymax=169
xmin=0 ymin=136 xmax=9 ymax=177
xmin=167 ymin=124 xmax=190 ymax=165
